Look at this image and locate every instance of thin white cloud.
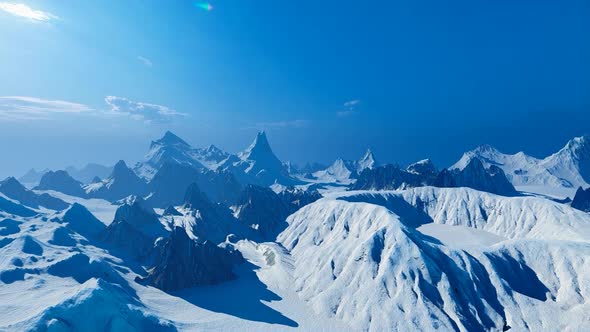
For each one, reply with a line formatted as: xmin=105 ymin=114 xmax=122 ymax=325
xmin=255 ymin=119 xmax=309 ymax=129
xmin=104 ymin=96 xmax=186 ymax=124
xmin=338 ymin=99 xmax=361 ymax=117
xmin=344 ymin=99 xmax=360 ymax=108
xmin=0 ymin=2 xmax=58 ymax=22
xmin=137 ymin=56 xmax=153 ymax=67
xmin=336 ymin=110 xmax=356 ymax=117
xmin=0 ymin=96 xmax=91 ymax=121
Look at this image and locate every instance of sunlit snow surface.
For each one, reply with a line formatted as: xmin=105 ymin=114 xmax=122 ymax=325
xmin=417 ymin=223 xmax=506 ymax=249
xmin=35 ymin=190 xmax=118 ymax=225
xmin=1 ymin=187 xmax=590 ymax=331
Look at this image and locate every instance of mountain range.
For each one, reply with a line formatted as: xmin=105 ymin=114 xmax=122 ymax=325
xmin=20 ymin=131 xmax=590 ymax=201
xmin=452 ymin=135 xmax=590 ymax=198
xmin=1 ymin=131 xmax=590 ymax=331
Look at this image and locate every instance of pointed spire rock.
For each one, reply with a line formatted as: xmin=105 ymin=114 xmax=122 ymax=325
xmin=357 ymin=148 xmax=377 ymax=172
xmin=113 ymin=160 xmax=130 ymax=173
xmin=110 ymin=160 xmax=144 ymax=182
xmin=234 ymin=131 xmax=297 ymax=186
xmin=240 ymin=131 xmax=275 ymax=161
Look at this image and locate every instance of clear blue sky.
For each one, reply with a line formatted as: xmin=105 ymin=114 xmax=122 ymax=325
xmin=0 ymin=0 xmax=589 ymax=177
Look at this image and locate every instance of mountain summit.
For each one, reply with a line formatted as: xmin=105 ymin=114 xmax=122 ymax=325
xmin=85 ymin=160 xmax=148 ymax=201
xmin=154 ymin=131 xmax=190 ymax=148
xmin=136 ymin=131 xmax=205 ymax=179
xmin=356 ymin=149 xmax=377 ymax=172
xmin=240 ymin=131 xmax=283 ymax=170
xmin=222 ymin=131 xmax=296 ymax=186
xmin=451 ymin=135 xmax=590 ymax=198
xmin=239 ymin=131 xmax=283 ymax=170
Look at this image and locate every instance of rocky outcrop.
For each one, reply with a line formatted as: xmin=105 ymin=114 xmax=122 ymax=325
xmin=572 ymin=187 xmax=590 ymax=212
xmin=140 ymin=227 xmax=243 ymax=292
xmin=435 ymin=158 xmax=517 ymax=196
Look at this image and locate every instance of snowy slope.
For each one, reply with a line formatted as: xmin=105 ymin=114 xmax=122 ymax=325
xmin=340 ymin=187 xmax=590 ymax=241
xmin=312 ymin=159 xmax=354 ymax=184
xmin=3 ymin=162 xmax=590 ymax=331
xmin=0 ymin=177 xmax=68 ymax=211
xmin=0 ymin=199 xmax=351 ymax=331
xmin=278 ymin=188 xmax=590 ymax=331
xmin=279 ymin=199 xmax=510 ymax=331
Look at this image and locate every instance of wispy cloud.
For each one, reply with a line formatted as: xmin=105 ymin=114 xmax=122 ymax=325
xmin=255 ymin=119 xmax=309 ymax=129
xmin=0 ymin=2 xmax=58 ymax=22
xmin=337 ymin=99 xmax=361 ymax=117
xmin=104 ymin=96 xmax=186 ymax=124
xmin=137 ymin=56 xmax=153 ymax=67
xmin=344 ymin=99 xmax=360 ymax=108
xmin=336 ymin=110 xmax=355 ymax=117
xmin=0 ymin=96 xmax=91 ymax=121
xmin=0 ymin=95 xmax=186 ymax=124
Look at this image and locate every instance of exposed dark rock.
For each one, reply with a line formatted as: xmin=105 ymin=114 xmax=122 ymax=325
xmin=140 ymin=227 xmax=243 ymax=292
xmin=572 ymin=187 xmax=590 ymax=212
xmin=435 ymin=158 xmax=517 ymax=196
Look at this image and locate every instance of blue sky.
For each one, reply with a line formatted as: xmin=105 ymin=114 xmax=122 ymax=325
xmin=0 ymin=0 xmax=589 ymax=177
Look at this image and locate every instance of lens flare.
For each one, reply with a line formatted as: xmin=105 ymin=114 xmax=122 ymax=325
xmin=195 ymin=2 xmax=213 ymax=12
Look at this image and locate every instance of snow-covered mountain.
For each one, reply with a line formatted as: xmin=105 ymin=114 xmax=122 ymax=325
xmin=351 ymin=157 xmax=516 ymax=196
xmin=356 ymin=149 xmax=377 ymax=173
xmin=34 ymin=170 xmax=86 ymax=197
xmin=18 ymin=168 xmax=49 ymax=187
xmin=0 ymin=177 xmax=68 ymax=211
xmin=2 ymin=176 xmax=590 ymax=330
xmin=136 ymin=130 xmax=298 ymax=188
xmin=175 ymin=183 xmax=245 ymax=244
xmin=66 ymin=163 xmax=113 ymax=184
xmin=437 ymin=158 xmax=517 ymax=196
xmin=0 ymin=193 xmax=37 ymax=217
xmin=3 ymin=132 xmax=590 ymax=331
xmin=139 ymin=226 xmax=243 ymax=292
xmin=232 ymin=185 xmax=320 ymax=241
xmin=135 ymin=131 xmax=207 ymax=179
xmin=406 ymin=158 xmax=438 ymax=177
xmin=103 ymin=196 xmax=166 ymax=259
xmin=85 ymin=160 xmax=149 ymax=202
xmin=193 ymin=144 xmax=230 ymax=169
xmin=146 ymin=163 xmax=242 ymax=208
xmin=278 ymin=188 xmax=590 ymax=331
xmin=296 ymin=162 xmax=327 ymax=175
xmin=351 ymin=159 xmax=438 ymax=190
xmin=311 ymin=149 xmax=378 ymax=184
xmin=219 ymin=131 xmax=298 ymax=187
xmin=452 ymin=135 xmax=590 ymax=198
xmin=312 ymin=158 xmax=354 ymax=184
xmin=19 ymin=164 xmax=112 ymax=188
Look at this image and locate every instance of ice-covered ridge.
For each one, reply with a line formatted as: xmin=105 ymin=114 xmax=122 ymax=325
xmin=452 ymin=135 xmax=590 ymax=198
xmin=279 ymin=190 xmax=590 ymax=331
xmin=336 ymin=187 xmax=590 ymax=242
